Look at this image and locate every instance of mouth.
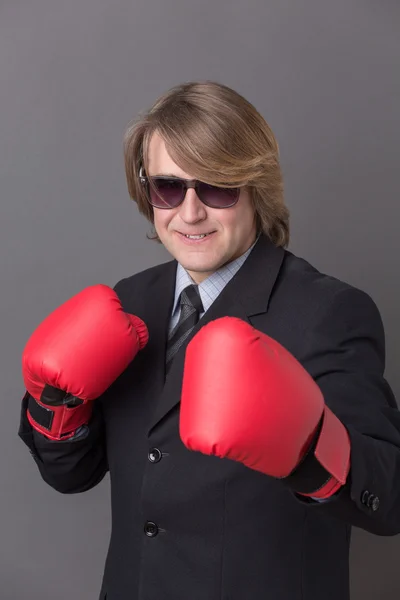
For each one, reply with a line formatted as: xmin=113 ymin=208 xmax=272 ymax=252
xmin=175 ymin=231 xmax=217 ymax=245
xmin=178 ymin=231 xmax=216 ymax=240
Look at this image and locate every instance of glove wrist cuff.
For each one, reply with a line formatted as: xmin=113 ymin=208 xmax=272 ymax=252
xmin=26 ymin=392 xmax=93 ymax=441
xmin=282 ymin=406 xmax=351 ymax=499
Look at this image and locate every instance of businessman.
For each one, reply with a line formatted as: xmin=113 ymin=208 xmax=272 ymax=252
xmin=19 ymin=80 xmax=400 ymax=600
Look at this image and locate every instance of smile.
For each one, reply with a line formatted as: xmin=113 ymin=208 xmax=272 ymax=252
xmin=177 ymin=231 xmax=216 ymax=243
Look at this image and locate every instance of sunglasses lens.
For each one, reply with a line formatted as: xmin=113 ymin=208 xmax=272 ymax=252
xmin=144 ymin=176 xmax=240 ymax=209
xmin=148 ymin=178 xmax=184 ymax=208
xmin=198 ymin=183 xmax=239 ymax=208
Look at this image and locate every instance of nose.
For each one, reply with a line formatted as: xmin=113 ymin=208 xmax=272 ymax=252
xmin=178 ymin=188 xmax=207 ymax=223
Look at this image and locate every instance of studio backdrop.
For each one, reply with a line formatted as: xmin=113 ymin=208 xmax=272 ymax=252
xmin=1 ymin=1 xmax=399 ymax=598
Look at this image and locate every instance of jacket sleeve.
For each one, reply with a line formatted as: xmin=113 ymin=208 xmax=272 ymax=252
xmin=18 ymin=391 xmax=108 ymax=494
xmin=16 ymin=278 xmax=133 ymax=494
xmin=292 ymin=286 xmax=400 ymax=536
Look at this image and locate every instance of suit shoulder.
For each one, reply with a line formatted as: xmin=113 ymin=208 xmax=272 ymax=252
xmin=278 ymin=250 xmax=381 ymax=326
xmin=271 ymin=250 xmax=384 ymax=357
xmin=281 ymin=249 xmax=367 ymax=300
xmin=112 ymin=259 xmax=175 ymax=299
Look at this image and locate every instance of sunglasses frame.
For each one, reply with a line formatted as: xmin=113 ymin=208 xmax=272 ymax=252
xmin=139 ymin=167 xmax=241 ymax=209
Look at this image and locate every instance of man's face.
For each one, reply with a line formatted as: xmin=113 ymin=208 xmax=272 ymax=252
xmin=147 ymin=132 xmax=258 ymax=284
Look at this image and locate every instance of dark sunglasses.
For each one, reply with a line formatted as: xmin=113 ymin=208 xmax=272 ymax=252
xmin=139 ymin=167 xmax=241 ymax=209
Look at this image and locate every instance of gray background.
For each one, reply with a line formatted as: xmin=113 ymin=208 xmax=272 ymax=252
xmin=1 ymin=0 xmax=399 ymax=598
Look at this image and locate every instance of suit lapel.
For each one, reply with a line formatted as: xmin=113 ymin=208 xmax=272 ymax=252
xmin=146 ymin=234 xmax=286 ymax=436
xmin=131 ymin=260 xmax=177 ymax=415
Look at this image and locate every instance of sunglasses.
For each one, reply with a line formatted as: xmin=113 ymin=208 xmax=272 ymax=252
xmin=139 ymin=167 xmax=241 ymax=209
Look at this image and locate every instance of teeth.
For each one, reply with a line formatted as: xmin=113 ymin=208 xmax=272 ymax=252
xmin=185 ymin=234 xmax=207 ymax=239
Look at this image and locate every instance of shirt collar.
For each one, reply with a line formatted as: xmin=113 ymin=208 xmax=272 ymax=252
xmin=171 ymin=234 xmax=260 ymax=316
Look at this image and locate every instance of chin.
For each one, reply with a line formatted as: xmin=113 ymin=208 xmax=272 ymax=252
xmin=181 ymin=260 xmax=217 ymax=273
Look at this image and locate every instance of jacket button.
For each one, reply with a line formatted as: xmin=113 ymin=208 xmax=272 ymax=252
xmin=371 ymin=496 xmax=380 ymax=511
xmin=144 ymin=521 xmax=159 ymax=537
xmin=361 ymin=490 xmax=370 ymax=505
xmin=148 ymin=448 xmax=162 ymax=463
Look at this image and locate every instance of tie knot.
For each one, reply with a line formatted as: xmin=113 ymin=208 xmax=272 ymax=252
xmin=180 ymin=284 xmax=203 ymax=314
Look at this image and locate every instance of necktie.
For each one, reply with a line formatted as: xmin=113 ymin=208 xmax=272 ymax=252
xmin=165 ymin=284 xmax=204 ymax=374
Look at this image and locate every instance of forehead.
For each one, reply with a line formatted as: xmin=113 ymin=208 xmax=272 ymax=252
xmin=147 ymin=132 xmax=192 ymax=178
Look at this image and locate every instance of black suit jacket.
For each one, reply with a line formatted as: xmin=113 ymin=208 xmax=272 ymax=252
xmin=19 ymin=234 xmax=400 ymax=600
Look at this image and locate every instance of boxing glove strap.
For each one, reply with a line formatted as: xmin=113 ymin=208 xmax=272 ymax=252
xmin=26 ymin=392 xmax=93 ymax=441
xmin=282 ymin=416 xmax=329 ymax=494
xmin=27 ymin=384 xmax=84 ymax=432
xmin=282 ymin=407 xmax=351 ymax=499
xmin=28 ymin=394 xmax=54 ymax=431
xmin=41 ymin=383 xmax=84 ymax=407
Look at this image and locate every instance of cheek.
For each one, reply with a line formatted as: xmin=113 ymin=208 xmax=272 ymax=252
xmin=215 ymin=205 xmax=253 ymax=232
xmin=153 ymin=209 xmax=173 ymax=232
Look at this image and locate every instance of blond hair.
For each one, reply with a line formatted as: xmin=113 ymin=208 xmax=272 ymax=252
xmin=123 ymin=80 xmax=290 ymax=247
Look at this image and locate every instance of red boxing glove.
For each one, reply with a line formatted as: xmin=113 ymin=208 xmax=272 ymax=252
xmin=180 ymin=317 xmax=351 ymax=500
xmin=22 ymin=284 xmax=148 ymax=441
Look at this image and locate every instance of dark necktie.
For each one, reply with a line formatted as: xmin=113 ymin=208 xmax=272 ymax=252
xmin=165 ymin=284 xmax=204 ymax=374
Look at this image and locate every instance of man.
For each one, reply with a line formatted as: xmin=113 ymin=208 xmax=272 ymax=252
xmin=19 ymin=80 xmax=400 ymax=600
